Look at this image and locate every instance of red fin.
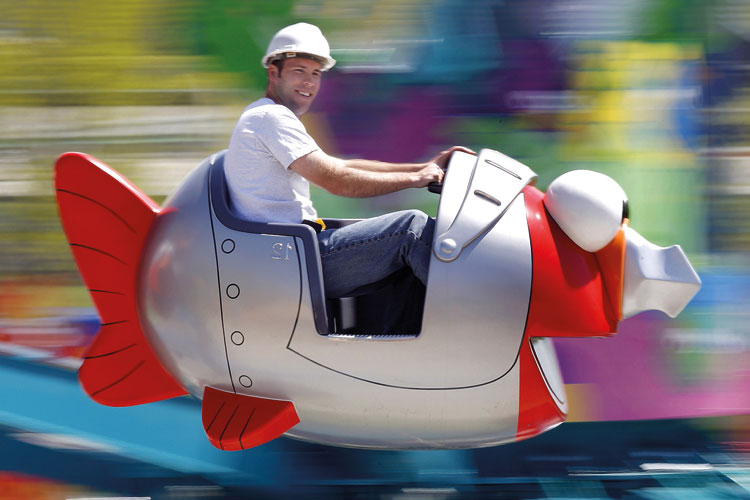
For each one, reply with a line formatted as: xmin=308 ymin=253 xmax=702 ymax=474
xmin=201 ymin=386 xmax=300 ymax=451
xmin=55 ymin=152 xmax=186 ymax=406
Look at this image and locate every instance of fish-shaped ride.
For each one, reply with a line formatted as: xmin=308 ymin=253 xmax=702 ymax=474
xmin=54 ymin=149 xmax=700 ymax=450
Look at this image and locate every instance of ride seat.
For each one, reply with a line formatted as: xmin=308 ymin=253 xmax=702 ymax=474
xmin=208 ymin=150 xmax=425 ymax=336
xmin=208 ymin=150 xmax=336 ymax=334
xmin=208 ymin=151 xmax=425 ymax=337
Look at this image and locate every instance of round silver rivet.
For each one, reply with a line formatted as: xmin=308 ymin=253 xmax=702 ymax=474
xmin=439 ymin=238 xmax=457 ymax=254
xmin=238 ymin=375 xmax=253 ymax=388
xmin=231 ymin=331 xmax=244 ymax=345
xmin=221 ymin=239 xmax=235 ymax=254
xmin=226 ymin=284 xmax=240 ymax=299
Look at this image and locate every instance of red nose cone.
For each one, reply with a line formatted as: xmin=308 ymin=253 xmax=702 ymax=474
xmin=523 ymin=186 xmax=620 ymax=339
xmin=516 ymin=186 xmax=623 ymax=442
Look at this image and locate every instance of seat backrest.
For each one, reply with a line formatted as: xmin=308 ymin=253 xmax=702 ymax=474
xmin=207 ymin=150 xmax=331 ymax=334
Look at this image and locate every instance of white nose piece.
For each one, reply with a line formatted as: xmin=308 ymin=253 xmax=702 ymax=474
xmin=622 ymin=226 xmax=702 ymax=319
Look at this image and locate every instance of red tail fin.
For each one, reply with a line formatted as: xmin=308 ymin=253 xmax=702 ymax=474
xmin=202 ymin=386 xmax=299 ymax=450
xmin=55 ymin=152 xmax=186 ymax=406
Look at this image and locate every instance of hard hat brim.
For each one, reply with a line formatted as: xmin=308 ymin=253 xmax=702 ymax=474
xmin=262 ymin=51 xmax=336 ymax=71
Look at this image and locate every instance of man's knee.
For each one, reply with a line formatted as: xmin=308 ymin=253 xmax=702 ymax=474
xmin=397 ymin=209 xmax=432 ymax=241
xmin=397 ymin=209 xmax=427 ymax=224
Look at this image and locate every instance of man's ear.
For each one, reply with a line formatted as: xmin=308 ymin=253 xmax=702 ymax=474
xmin=267 ymin=65 xmax=279 ymax=82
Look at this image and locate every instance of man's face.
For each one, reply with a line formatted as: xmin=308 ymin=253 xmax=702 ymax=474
xmin=268 ymin=57 xmax=323 ymax=116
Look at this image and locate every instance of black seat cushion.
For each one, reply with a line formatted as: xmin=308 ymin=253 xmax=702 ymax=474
xmin=332 ymin=269 xmax=425 ymax=336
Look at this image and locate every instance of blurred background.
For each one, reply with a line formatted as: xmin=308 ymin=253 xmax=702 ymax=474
xmin=1 ymin=0 xmax=750 ymax=498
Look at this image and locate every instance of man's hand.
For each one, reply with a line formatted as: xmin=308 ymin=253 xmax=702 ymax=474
xmin=413 ymin=163 xmax=446 ymax=188
xmin=428 ymin=146 xmax=477 ymax=171
xmin=412 ymin=146 xmax=476 ymax=188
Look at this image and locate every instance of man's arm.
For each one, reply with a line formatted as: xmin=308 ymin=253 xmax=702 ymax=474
xmin=289 ymin=146 xmax=474 ymax=198
xmin=340 ymin=146 xmax=475 ymax=173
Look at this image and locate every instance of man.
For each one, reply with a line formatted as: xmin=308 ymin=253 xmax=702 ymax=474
xmin=225 ymin=22 xmax=471 ymax=299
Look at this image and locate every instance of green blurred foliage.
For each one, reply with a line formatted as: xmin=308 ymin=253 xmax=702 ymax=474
xmin=188 ymin=0 xmax=296 ymax=91
xmin=640 ymin=0 xmax=710 ymax=42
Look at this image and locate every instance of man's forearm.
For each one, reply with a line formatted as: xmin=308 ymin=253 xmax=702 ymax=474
xmin=342 ymin=158 xmax=425 ymax=173
xmin=326 ymin=160 xmax=420 ymax=197
xmin=289 ymin=150 xmax=443 ymax=198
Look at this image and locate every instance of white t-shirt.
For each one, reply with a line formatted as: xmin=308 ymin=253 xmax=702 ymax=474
xmin=225 ymin=97 xmax=319 ymax=223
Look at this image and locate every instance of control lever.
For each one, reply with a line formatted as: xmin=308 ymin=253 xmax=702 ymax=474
xmin=427 ymin=181 xmax=443 ymax=194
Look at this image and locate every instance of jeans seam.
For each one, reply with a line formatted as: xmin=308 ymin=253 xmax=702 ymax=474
xmin=408 ymin=229 xmax=431 ymax=250
xmin=321 ymin=230 xmax=406 ymax=258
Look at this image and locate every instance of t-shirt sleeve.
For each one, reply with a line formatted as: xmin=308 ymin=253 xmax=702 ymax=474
xmin=255 ymin=108 xmax=320 ymax=169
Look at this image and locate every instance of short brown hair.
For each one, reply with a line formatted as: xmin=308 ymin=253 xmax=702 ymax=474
xmin=270 ymin=53 xmax=326 ymax=75
xmin=271 ymin=59 xmax=286 ymax=75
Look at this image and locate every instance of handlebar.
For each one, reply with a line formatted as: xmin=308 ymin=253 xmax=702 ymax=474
xmin=427 ymin=181 xmax=443 ymax=194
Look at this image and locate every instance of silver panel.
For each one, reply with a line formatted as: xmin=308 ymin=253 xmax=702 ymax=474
xmin=286 ymin=153 xmax=533 ymax=389
xmin=211 ymin=224 xmax=301 ymax=397
xmin=434 ymin=149 xmax=537 ymax=262
xmin=137 ymin=161 xmax=232 ymax=397
xmin=204 ymin=229 xmax=526 ymax=449
xmin=285 ymin=291 xmax=522 ymax=448
xmin=282 ymin=368 xmax=522 ymax=449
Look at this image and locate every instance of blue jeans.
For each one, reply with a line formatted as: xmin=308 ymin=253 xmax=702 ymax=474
xmin=317 ymin=210 xmax=435 ymax=298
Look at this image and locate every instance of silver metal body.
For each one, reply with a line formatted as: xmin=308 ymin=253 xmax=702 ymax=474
xmin=138 ymin=150 xmax=567 ymax=449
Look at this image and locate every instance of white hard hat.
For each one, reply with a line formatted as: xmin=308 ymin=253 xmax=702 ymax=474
xmin=262 ymin=23 xmax=336 ymax=71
